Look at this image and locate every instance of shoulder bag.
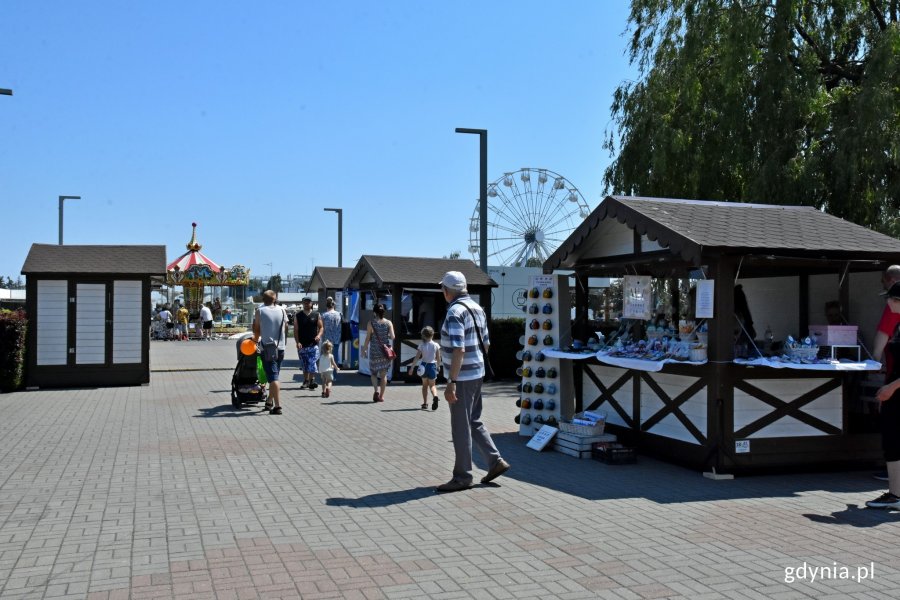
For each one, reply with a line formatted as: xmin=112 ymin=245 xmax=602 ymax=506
xmin=371 ymin=319 xmax=396 ymax=360
xmin=458 ymin=302 xmax=494 ymax=381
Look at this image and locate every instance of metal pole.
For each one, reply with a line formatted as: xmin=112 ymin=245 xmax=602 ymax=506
xmin=0 ymin=88 xmax=12 ymax=96
xmin=454 ymin=128 xmax=490 ymax=324
xmin=58 ymin=195 xmax=81 ymax=245
xmin=454 ymin=128 xmax=488 ymax=273
xmin=324 ymin=208 xmax=343 ymax=267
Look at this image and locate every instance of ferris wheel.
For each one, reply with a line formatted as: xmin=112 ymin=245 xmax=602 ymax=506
xmin=469 ymin=168 xmax=591 ymax=267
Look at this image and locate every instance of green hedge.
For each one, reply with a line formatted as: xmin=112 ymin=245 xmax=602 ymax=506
xmin=489 ymin=317 xmax=524 ymax=380
xmin=0 ymin=309 xmax=27 ymax=393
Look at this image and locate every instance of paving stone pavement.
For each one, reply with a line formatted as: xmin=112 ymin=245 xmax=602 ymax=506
xmin=1 ymin=339 xmax=899 ymax=599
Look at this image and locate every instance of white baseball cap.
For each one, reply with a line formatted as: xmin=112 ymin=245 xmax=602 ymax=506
xmin=439 ymin=271 xmax=467 ymax=290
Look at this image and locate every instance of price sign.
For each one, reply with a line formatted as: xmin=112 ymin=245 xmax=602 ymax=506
xmin=526 ymin=425 xmax=558 ymax=451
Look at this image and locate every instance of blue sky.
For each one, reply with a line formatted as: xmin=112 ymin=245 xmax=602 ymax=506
xmin=0 ymin=1 xmax=635 ymax=283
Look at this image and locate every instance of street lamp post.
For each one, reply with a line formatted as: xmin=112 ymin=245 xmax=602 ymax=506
xmin=58 ymin=196 xmax=81 ymax=245
xmin=455 ymin=128 xmax=490 ymax=324
xmin=455 ymin=128 xmax=488 ymax=273
xmin=323 ymin=208 xmax=343 ymax=267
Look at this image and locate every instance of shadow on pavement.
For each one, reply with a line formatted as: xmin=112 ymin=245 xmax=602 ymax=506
xmin=326 ymin=486 xmax=436 ymax=508
xmin=802 ymin=504 xmax=900 ymax=527
xmin=321 ymin=401 xmax=374 ymax=405
xmin=195 ymin=404 xmax=265 ymax=418
xmin=489 ymin=432 xmax=889 ymax=505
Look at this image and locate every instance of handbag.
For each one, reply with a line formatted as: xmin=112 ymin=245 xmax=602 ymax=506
xmin=459 ymin=302 xmax=494 ymax=381
xmin=371 ymin=320 xmax=396 ymax=360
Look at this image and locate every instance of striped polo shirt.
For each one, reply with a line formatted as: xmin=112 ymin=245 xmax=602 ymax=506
xmin=440 ymin=295 xmax=489 ymax=381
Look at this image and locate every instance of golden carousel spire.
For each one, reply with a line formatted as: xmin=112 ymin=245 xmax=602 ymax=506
xmin=187 ymin=221 xmax=202 ymax=252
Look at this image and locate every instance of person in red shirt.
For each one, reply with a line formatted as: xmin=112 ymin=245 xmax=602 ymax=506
xmin=873 ymin=265 xmax=900 ymax=364
xmin=866 ymin=282 xmax=900 ymax=509
xmin=870 ymin=266 xmax=900 ymax=483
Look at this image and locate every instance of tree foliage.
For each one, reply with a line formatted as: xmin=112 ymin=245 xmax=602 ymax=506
xmin=604 ymin=0 xmax=900 ymax=234
xmin=265 ymin=274 xmax=283 ymax=293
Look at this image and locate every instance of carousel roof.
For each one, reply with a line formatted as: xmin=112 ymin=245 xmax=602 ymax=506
xmin=165 ymin=223 xmax=249 ymax=286
xmin=166 ymin=222 xmax=221 ymax=272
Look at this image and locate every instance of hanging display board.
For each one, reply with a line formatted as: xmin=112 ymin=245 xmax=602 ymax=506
xmin=696 ymin=280 xmax=715 ymax=319
xmin=623 ymin=275 xmax=652 ymax=320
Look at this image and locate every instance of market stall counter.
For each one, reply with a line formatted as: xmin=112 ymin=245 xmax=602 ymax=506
xmin=541 ymin=196 xmax=900 ymax=473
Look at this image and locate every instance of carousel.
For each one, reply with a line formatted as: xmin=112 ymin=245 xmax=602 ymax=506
xmin=166 ymin=222 xmax=250 ymax=316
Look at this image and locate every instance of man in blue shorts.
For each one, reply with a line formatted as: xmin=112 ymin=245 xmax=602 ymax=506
xmin=294 ymin=297 xmax=323 ymax=390
xmin=253 ymin=290 xmax=288 ymax=414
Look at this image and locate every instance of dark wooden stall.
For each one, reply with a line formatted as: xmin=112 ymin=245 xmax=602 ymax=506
xmin=345 ymin=256 xmax=496 ymax=380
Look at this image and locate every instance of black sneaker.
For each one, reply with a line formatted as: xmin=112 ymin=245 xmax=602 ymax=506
xmin=432 ymin=396 xmax=439 ymax=411
xmin=866 ymin=492 xmax=900 ymax=509
xmin=309 ymin=382 xmax=318 ymax=390
xmin=270 ymin=406 xmax=283 ymax=415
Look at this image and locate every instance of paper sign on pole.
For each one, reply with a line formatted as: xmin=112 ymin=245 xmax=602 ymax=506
xmin=696 ymin=280 xmax=715 ymax=319
xmin=526 ymin=425 xmax=558 ymax=451
xmin=623 ymin=275 xmax=652 ymax=320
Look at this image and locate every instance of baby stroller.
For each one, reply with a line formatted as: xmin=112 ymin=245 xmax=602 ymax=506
xmin=231 ymin=333 xmax=268 ymax=409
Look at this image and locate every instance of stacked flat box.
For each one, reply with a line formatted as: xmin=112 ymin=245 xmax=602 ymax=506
xmin=553 ymin=432 xmax=617 ymax=459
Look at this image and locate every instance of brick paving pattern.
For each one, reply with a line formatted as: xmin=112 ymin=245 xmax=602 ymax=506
xmin=0 ymin=340 xmax=898 ymax=598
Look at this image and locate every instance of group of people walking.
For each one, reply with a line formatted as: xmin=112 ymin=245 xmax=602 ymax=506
xmin=251 ymin=271 xmax=510 ymax=493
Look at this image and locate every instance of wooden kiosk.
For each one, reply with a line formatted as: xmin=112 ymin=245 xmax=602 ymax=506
xmin=22 ymin=243 xmax=166 ymax=388
xmin=344 ymin=256 xmax=496 ymax=380
xmin=544 ymin=196 xmax=900 ymax=472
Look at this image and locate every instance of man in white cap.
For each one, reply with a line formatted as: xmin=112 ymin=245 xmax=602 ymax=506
xmin=436 ymin=271 xmax=510 ymax=492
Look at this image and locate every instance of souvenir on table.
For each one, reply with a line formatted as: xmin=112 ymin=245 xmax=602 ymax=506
xmin=542 ymin=319 xmax=553 ymax=330
xmin=530 ymin=319 xmax=540 ymax=330
xmin=542 ymin=303 xmax=553 ymax=314
xmin=529 ymin=303 xmax=539 ymax=314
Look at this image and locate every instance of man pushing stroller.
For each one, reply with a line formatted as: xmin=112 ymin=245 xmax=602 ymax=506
xmin=253 ymin=290 xmax=289 ymax=414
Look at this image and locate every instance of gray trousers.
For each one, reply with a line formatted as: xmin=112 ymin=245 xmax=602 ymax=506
xmin=449 ymin=378 xmax=502 ymax=484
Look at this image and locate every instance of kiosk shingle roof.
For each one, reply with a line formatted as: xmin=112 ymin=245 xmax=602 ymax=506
xmin=308 ymin=267 xmax=354 ymax=291
xmin=21 ymin=244 xmax=167 ymax=275
xmin=346 ymin=256 xmax=496 ymax=289
xmin=546 ymin=196 xmax=900 ymax=269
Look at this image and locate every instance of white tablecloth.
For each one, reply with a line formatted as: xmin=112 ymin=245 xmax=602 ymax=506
xmin=542 ymin=349 xmax=878 ymax=372
xmin=541 ymin=349 xmax=597 ymax=360
xmin=733 ymin=357 xmax=881 ymax=371
xmin=593 ymin=353 xmax=707 ymax=372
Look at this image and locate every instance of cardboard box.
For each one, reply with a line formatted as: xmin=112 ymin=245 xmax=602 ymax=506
xmin=808 ymin=325 xmax=858 ymax=346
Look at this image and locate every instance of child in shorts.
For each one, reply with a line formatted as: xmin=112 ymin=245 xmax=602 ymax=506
xmin=408 ymin=326 xmax=442 ymax=410
xmin=319 ymin=340 xmax=339 ymax=398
